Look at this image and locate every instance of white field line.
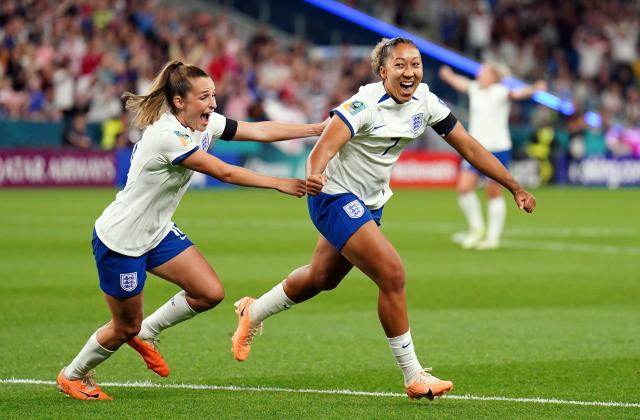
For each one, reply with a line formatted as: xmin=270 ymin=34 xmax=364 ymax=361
xmin=2 ymin=378 xmax=639 ymax=409
xmin=500 ymin=240 xmax=640 ymax=256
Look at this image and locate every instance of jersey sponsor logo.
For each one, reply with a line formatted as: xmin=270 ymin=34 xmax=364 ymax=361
xmin=120 ymin=272 xmax=138 ymax=292
xmin=343 ymin=199 xmax=365 ymax=219
xmin=411 ymin=113 xmax=424 ymax=134
xmin=200 ymin=133 xmax=211 ymax=151
xmin=342 ymin=100 xmax=366 ymax=116
xmin=174 ymin=131 xmax=191 ymax=147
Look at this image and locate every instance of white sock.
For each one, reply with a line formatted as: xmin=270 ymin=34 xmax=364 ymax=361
xmin=458 ymin=191 xmax=484 ymax=232
xmin=487 ymin=196 xmax=506 ymax=242
xmin=387 ymin=329 xmax=423 ymax=384
xmin=138 ymin=290 xmax=197 ymax=340
xmin=63 ymin=331 xmax=114 ymax=380
xmin=250 ymin=280 xmax=295 ymax=323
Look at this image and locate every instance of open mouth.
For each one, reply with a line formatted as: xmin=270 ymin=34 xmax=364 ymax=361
xmin=399 ymin=81 xmax=415 ymax=95
xmin=200 ymin=113 xmax=210 ymax=125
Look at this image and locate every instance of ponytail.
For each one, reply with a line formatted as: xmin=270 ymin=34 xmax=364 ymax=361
xmin=122 ymin=60 xmax=209 ymax=128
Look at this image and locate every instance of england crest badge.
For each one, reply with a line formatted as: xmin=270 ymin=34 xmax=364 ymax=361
xmin=120 ymin=272 xmax=138 ymax=292
xmin=343 ymin=199 xmax=365 ymax=219
xmin=411 ymin=113 xmax=424 ymax=135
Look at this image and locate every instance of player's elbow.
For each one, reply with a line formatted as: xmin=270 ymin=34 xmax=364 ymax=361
xmin=212 ymin=163 xmax=235 ymax=183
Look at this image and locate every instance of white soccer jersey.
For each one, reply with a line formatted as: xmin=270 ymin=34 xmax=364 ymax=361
xmin=467 ymin=81 xmax=511 ymax=152
xmin=95 ymin=111 xmax=227 ymax=256
xmin=325 ymin=82 xmax=453 ymax=209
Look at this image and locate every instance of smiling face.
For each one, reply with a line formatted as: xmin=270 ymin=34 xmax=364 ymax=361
xmin=379 ymin=43 xmax=423 ymax=103
xmin=173 ymin=76 xmax=217 ymax=131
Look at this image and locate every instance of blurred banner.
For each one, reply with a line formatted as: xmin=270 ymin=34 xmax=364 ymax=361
xmin=0 ymin=149 xmax=115 ymax=187
xmin=568 ymin=157 xmax=640 ymax=188
xmin=391 ymin=150 xmax=460 ymax=187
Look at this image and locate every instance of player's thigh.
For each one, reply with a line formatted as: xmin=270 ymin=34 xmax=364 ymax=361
xmin=308 ymin=234 xmax=354 ymax=289
xmin=457 ymin=169 xmax=479 ymax=193
xmin=149 ymin=246 xmax=223 ymax=299
xmin=340 ymin=221 xmax=404 ymax=289
xmin=104 ymin=292 xmax=144 ymax=330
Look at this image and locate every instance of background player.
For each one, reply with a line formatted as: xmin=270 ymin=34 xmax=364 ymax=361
xmin=56 ymin=61 xmax=326 ymax=400
xmin=231 ymin=38 xmax=536 ymax=401
xmin=439 ymin=63 xmax=546 ymax=249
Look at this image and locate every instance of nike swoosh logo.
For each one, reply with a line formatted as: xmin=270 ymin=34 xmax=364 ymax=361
xmin=240 ymin=307 xmax=245 ymax=316
xmin=401 ymin=341 xmax=411 ymax=348
xmin=373 ymin=125 xmax=385 ymax=130
xmin=75 ymin=387 xmax=100 ymax=399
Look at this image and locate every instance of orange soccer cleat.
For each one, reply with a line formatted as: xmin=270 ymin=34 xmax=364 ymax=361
xmin=404 ymin=368 xmax=453 ymax=400
xmin=127 ymin=336 xmax=170 ymax=377
xmin=231 ymin=297 xmax=263 ymax=362
xmin=56 ymin=369 xmax=112 ymax=401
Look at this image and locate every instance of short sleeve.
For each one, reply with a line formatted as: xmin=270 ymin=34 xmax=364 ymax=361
xmin=424 ymin=91 xmax=452 ymax=127
xmin=330 ymin=94 xmax=374 ymax=138
xmin=155 ymin=130 xmax=199 ymax=165
xmin=205 ymin=112 xmax=228 ymax=140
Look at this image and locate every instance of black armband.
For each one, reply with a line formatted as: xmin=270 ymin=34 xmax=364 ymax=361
xmin=432 ymin=112 xmax=457 ymax=137
xmin=219 ymin=118 xmax=238 ymax=141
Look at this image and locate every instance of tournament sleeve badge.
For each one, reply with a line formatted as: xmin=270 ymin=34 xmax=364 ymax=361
xmin=342 ymin=100 xmax=367 ymax=116
xmin=173 ymin=131 xmax=191 ymax=146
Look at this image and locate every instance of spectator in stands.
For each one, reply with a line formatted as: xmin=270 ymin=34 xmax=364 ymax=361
xmin=62 ymin=112 xmax=93 ymax=149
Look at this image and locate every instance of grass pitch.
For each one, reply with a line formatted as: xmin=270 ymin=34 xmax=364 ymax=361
xmin=1 ymin=187 xmax=639 ymax=418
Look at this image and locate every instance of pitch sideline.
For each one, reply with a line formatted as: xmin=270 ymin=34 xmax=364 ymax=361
xmin=2 ymin=378 xmax=639 ymax=409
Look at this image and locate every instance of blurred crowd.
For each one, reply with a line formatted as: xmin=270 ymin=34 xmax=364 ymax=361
xmin=0 ymin=0 xmax=374 ymax=150
xmin=1 ymin=0 xmax=639 ymax=159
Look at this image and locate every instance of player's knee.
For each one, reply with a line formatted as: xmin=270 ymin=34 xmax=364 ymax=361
xmin=379 ymin=263 xmax=405 ymax=292
xmin=199 ymin=283 xmax=225 ymax=309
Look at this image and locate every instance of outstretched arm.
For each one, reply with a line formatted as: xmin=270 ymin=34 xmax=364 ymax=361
xmin=180 ymin=149 xmax=306 ymax=197
xmin=439 ymin=66 xmax=471 ymax=93
xmin=444 ymin=122 xmax=536 ymax=212
xmin=509 ymin=80 xmax=547 ymax=100
xmin=232 ymin=118 xmax=328 ymax=142
xmin=305 ymin=115 xmax=352 ymax=195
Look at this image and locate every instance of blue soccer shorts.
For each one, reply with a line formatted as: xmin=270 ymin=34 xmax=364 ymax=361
xmin=307 ymin=192 xmax=383 ymax=251
xmin=92 ymin=223 xmax=193 ymax=299
xmin=461 ymin=149 xmax=512 ymax=175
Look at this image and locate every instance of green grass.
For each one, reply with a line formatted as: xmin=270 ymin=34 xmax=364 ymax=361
xmin=1 ymin=187 xmax=639 ymax=418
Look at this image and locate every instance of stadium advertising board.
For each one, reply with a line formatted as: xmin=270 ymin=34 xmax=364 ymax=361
xmin=568 ymin=157 xmax=640 ymax=187
xmin=0 ymin=149 xmax=115 ymax=187
xmin=391 ymin=150 xmax=460 ymax=187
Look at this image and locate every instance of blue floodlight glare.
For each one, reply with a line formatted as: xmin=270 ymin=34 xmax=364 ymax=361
xmin=303 ymin=0 xmax=600 ymax=127
xmin=584 ymin=111 xmax=603 ymax=128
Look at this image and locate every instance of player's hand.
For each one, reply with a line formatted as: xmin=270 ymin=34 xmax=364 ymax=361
xmin=533 ymin=80 xmax=548 ymax=92
xmin=439 ymin=65 xmax=453 ymax=80
xmin=514 ymin=189 xmax=536 ymax=213
xmin=306 ymin=174 xmax=326 ymax=196
xmin=275 ymin=178 xmax=306 ymax=197
xmin=313 ymin=118 xmax=331 ymax=136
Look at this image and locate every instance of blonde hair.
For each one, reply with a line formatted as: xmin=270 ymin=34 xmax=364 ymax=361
xmin=122 ymin=60 xmax=209 ymax=128
xmin=370 ymin=37 xmax=418 ymax=77
xmin=484 ymin=61 xmax=511 ymax=81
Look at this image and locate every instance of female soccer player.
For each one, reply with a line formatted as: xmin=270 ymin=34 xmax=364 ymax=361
xmin=232 ymin=38 xmax=536 ymax=401
xmin=439 ymin=63 xmax=546 ymax=249
xmin=56 ymin=61 xmax=326 ymax=400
